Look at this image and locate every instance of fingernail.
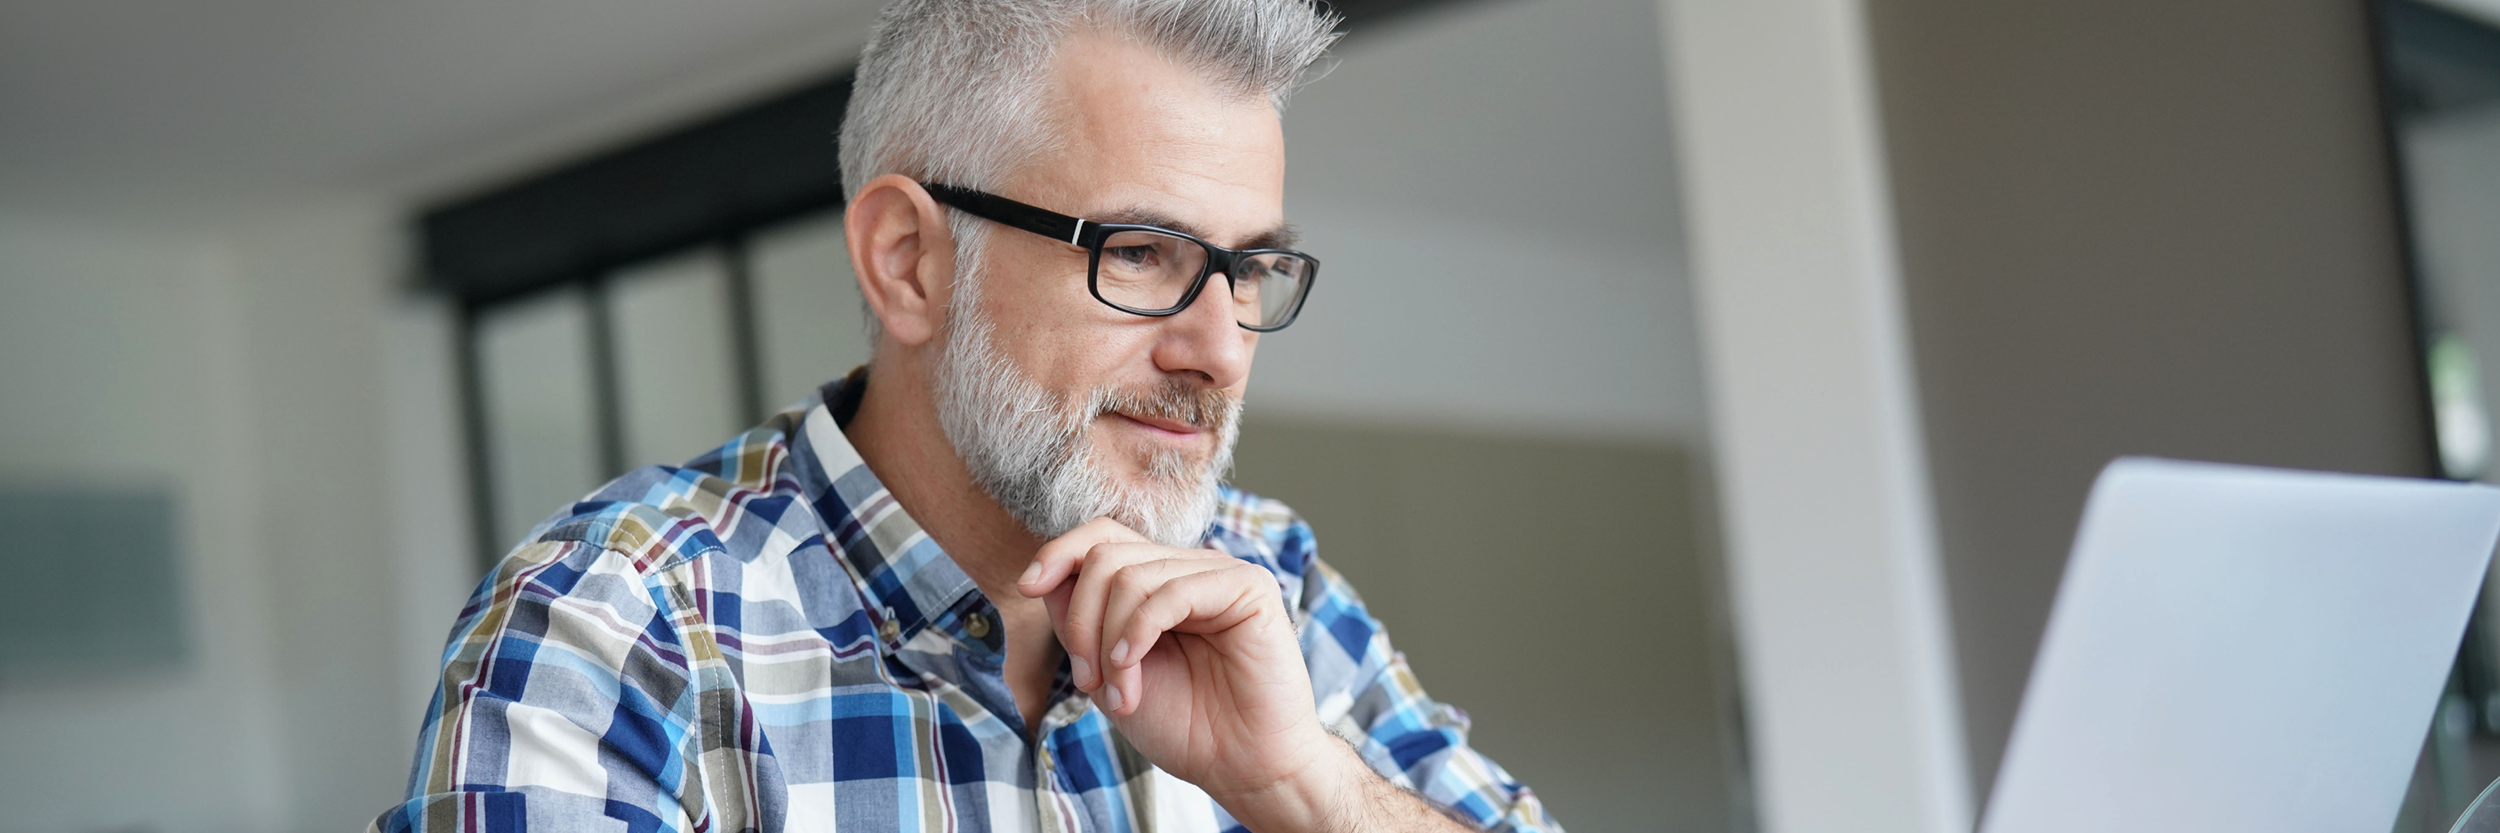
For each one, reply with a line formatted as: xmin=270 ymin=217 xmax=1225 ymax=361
xmin=1102 ymin=683 xmax=1123 ymax=712
xmin=1018 ymin=562 xmax=1041 ymax=585
xmin=1111 ymin=638 xmax=1131 ymax=665
xmin=1071 ymin=654 xmax=1093 ymax=688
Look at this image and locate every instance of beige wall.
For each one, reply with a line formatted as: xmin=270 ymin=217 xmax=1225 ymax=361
xmin=1232 ymin=418 xmax=1738 ymax=833
xmin=1865 ymin=0 xmax=2434 ymax=799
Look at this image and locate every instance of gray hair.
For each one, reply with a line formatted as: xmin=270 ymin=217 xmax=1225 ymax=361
xmin=839 ymin=0 xmax=1341 ymax=342
xmin=840 ymin=0 xmax=1342 ymax=200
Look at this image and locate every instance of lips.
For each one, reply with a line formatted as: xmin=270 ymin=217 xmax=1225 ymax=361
xmin=1087 ymin=380 xmax=1239 ymax=443
xmin=1109 ymin=410 xmax=1205 ymax=437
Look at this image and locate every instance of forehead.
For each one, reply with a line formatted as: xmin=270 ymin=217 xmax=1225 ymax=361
xmin=1014 ymin=30 xmax=1286 ymax=236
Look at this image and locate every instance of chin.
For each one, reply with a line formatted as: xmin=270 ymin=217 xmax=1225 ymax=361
xmin=1077 ymin=437 xmax=1225 ymax=546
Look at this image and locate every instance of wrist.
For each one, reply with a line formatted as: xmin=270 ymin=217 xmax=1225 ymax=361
xmin=1212 ymin=733 xmax=1379 ymax=833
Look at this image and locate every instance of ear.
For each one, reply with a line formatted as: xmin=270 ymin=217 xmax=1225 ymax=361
xmin=846 ymin=174 xmax=956 ymax=348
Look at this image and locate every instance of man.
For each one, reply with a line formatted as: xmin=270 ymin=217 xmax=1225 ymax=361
xmin=374 ymin=0 xmax=1556 ymax=830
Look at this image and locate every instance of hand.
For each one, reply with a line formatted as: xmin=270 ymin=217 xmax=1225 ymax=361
xmin=1015 ymin=518 xmax=1350 ymax=807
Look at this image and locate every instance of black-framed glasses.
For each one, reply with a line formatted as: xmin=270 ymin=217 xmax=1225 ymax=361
xmin=922 ymin=182 xmax=1319 ymax=332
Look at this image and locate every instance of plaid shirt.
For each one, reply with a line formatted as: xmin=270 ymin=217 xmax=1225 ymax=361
xmin=372 ymin=375 xmax=1557 ymax=833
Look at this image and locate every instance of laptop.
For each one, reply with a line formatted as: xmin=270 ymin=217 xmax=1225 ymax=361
xmin=1978 ymin=457 xmax=2500 ymax=833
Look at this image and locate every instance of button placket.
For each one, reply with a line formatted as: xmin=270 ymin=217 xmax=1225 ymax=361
xmin=1032 ymin=740 xmax=1058 ymax=833
xmin=877 ymin=607 xmax=901 ymax=643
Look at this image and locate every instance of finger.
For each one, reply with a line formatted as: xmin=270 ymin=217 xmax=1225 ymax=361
xmin=1092 ymin=556 xmax=1237 ymax=705
xmin=1053 ymin=541 xmax=1165 ymax=692
xmin=1017 ymin=517 xmax=1147 ymax=597
xmin=1096 ymin=556 xmax=1236 ymax=674
xmin=1104 ymin=566 xmax=1274 ymax=717
xmin=1041 ymin=580 xmax=1100 ymax=690
xmin=1101 ymin=564 xmax=1243 ymax=718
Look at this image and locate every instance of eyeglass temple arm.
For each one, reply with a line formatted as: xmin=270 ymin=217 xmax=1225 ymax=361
xmin=921 ymin=183 xmax=1092 ymax=247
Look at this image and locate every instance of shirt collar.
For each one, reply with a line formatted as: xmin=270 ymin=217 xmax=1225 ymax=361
xmin=793 ymin=370 xmax=1004 ymax=659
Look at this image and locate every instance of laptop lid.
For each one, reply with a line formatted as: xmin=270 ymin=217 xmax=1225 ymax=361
xmin=1978 ymin=457 xmax=2500 ymax=833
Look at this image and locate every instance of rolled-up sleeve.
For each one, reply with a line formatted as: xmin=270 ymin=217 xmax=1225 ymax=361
xmin=1273 ymin=518 xmax=1562 ymax=833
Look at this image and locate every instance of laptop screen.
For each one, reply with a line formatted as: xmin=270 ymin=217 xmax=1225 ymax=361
xmin=1979 ymin=458 xmax=2500 ymax=833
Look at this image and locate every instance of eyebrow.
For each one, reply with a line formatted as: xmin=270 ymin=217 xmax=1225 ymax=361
xmin=1094 ymin=206 xmax=1301 ymax=251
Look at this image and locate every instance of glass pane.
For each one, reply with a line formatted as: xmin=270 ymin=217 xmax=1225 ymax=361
xmin=753 ymin=212 xmax=872 ymax=410
xmin=476 ymin=287 xmax=601 ymax=551
xmin=610 ymin=252 xmax=741 ymax=467
xmin=2381 ymin=4 xmax=2500 ymax=828
xmin=1234 ymin=253 xmax=1310 ymax=328
xmin=1097 ymin=229 xmax=1205 ymax=310
xmin=2407 ymin=109 xmax=2500 ymax=737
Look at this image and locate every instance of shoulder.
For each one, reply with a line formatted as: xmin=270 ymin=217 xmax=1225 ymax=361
xmin=489 ymin=423 xmax=846 ymax=617
xmin=460 ymin=428 xmax=872 ymax=684
xmin=514 ymin=487 xmax=720 ymax=586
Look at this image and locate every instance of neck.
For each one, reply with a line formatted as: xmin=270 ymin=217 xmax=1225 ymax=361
xmin=847 ymin=350 xmax=1067 ymax=739
xmin=845 ymin=351 xmax=1046 ymax=595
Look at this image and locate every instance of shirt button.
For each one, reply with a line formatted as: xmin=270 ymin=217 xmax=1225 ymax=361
xmin=965 ymin=612 xmax=991 ymax=639
xmin=879 ymin=619 xmax=901 ymax=642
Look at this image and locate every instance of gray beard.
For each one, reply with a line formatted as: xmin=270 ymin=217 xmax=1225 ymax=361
xmin=930 ymin=283 xmax=1240 ymax=549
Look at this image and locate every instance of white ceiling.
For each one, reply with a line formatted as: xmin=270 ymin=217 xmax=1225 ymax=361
xmin=0 ymin=0 xmax=884 ymax=223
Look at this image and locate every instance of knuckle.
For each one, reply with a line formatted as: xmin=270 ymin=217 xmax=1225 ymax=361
xmin=1229 ymin=564 xmax=1283 ymax=598
xmin=1148 ymin=591 xmax=1190 ymax=622
xmin=1085 ymin=541 xmax=1131 ymax=565
xmin=1039 ymin=540 xmax=1083 ymax=567
xmin=1108 ymin=563 xmax=1154 ymax=598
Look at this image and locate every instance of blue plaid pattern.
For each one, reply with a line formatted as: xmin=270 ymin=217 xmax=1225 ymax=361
xmin=372 ymin=376 xmax=1557 ymax=833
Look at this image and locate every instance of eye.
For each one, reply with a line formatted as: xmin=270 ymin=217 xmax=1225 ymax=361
xmin=1230 ymin=264 xmax=1267 ymax=289
xmin=1105 ymin=245 xmax=1161 ymax=269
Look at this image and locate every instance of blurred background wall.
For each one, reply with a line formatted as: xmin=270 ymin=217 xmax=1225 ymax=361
xmin=0 ymin=197 xmax=465 ymax=831
xmin=0 ymin=210 xmax=294 ymax=831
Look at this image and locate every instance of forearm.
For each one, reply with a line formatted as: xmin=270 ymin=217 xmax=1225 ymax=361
xmin=1216 ymin=740 xmax=1481 ymax=833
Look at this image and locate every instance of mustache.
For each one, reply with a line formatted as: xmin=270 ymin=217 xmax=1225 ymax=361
xmin=1089 ymin=379 xmax=1240 ymax=430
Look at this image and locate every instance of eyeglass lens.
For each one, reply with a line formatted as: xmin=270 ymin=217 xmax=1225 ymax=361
xmin=1097 ymin=229 xmax=1310 ymax=329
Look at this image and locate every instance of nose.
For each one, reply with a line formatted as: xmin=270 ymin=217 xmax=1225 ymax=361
xmin=1150 ymin=273 xmax=1255 ymax=389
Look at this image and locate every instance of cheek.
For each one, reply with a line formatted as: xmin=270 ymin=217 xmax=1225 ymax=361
xmin=1033 ymin=330 xmax=1161 ymax=397
xmin=994 ymin=308 xmax=1167 ymax=393
xmin=973 ymin=261 xmax=1112 ymax=374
